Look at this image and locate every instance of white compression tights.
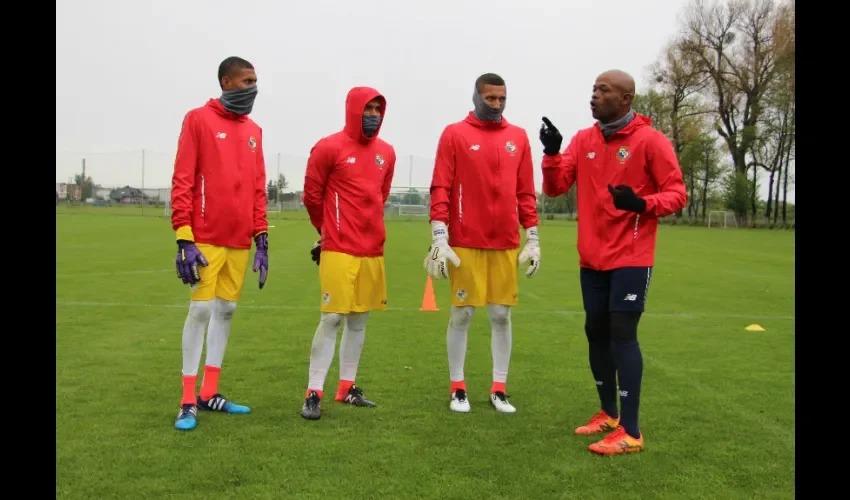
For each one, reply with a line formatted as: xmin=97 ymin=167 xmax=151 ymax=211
xmin=447 ymin=304 xmax=513 ymax=383
xmin=307 ymin=312 xmax=369 ymax=392
xmin=181 ymin=298 xmax=238 ymax=376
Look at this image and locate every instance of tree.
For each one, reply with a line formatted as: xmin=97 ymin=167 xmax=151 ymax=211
xmin=677 ymin=119 xmax=723 ymax=220
xmin=267 ymin=174 xmax=289 ymax=203
xmin=649 ymin=38 xmax=711 ymax=158
xmin=680 ymin=0 xmax=787 ymax=221
xmin=632 ymin=90 xmax=671 ymax=135
xmin=74 ymin=173 xmax=94 ymax=200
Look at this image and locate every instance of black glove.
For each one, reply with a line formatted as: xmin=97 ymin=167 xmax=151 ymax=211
xmin=539 ymin=116 xmax=563 ymax=156
xmin=310 ymin=240 xmax=321 ymax=265
xmin=607 ymin=184 xmax=646 ymax=213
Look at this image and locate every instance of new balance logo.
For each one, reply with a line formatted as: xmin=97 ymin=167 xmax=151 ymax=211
xmin=346 ymin=157 xmax=356 ymax=164
xmin=619 ymin=390 xmax=629 ymax=397
xmin=469 ymin=144 xmax=480 ymax=151
xmin=624 ymin=294 xmax=637 ymax=301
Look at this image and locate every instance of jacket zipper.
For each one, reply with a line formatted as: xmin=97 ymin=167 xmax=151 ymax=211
xmin=493 ymin=146 xmax=500 ymax=249
xmin=458 ymin=183 xmax=463 ymax=226
xmin=334 ymin=191 xmax=340 ymax=235
xmin=201 ymin=175 xmax=206 ymax=221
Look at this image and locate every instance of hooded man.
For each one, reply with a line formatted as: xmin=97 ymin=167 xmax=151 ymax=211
xmin=300 ymin=86 xmax=396 ymax=420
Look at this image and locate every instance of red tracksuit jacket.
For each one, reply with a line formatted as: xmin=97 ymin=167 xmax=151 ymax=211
xmin=302 ymin=87 xmax=396 ymax=257
xmin=542 ymin=113 xmax=687 ymax=271
xmin=170 ymin=98 xmax=268 ymax=249
xmin=429 ymin=112 xmax=539 ymax=250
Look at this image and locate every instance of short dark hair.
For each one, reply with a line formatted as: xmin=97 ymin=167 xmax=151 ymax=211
xmin=475 ymin=73 xmax=505 ymax=92
xmin=218 ymin=56 xmax=254 ymax=88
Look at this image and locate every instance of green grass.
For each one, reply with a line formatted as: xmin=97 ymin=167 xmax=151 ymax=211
xmin=56 ymin=207 xmax=795 ymax=499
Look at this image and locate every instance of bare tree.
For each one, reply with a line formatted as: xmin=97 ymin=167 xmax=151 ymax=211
xmin=680 ymin=0 xmax=785 ymax=221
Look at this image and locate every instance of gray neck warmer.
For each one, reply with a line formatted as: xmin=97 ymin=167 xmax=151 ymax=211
xmin=363 ymin=115 xmax=381 ymax=137
xmin=599 ymin=109 xmax=635 ymax=139
xmin=472 ymin=88 xmax=504 ymax=122
xmin=220 ymin=85 xmax=258 ymax=115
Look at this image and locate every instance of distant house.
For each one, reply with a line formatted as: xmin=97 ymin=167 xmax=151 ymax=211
xmin=56 ymin=183 xmax=81 ymax=201
xmin=109 ymin=186 xmax=148 ymax=204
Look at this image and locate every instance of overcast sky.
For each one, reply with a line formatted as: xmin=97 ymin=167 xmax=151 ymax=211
xmin=55 ymin=0 xmax=793 ymax=203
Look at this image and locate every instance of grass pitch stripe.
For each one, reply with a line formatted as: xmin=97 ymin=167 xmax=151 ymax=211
xmin=54 ymin=300 xmax=794 ymax=321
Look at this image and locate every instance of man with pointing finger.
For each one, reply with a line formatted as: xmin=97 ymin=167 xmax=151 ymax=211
xmin=539 ymin=69 xmax=687 ymax=455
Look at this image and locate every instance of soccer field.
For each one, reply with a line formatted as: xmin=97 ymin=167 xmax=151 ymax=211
xmin=56 ymin=208 xmax=795 ymax=499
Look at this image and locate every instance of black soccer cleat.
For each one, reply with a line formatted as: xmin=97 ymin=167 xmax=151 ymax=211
xmin=301 ymin=391 xmax=322 ymax=420
xmin=340 ymin=385 xmax=377 ymax=407
xmin=196 ymin=393 xmax=251 ymax=414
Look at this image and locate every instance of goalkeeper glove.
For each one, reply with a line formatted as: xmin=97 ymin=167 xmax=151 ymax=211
xmin=252 ymin=233 xmax=269 ymax=289
xmin=176 ymin=239 xmax=209 ymax=286
xmin=310 ymin=240 xmax=321 ymax=265
xmin=518 ymin=226 xmax=540 ymax=277
xmin=423 ymin=221 xmax=460 ymax=280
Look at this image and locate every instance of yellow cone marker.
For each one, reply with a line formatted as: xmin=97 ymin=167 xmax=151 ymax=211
xmin=745 ymin=324 xmax=765 ymax=332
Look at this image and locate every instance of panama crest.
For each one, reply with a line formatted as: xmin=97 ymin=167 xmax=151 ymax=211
xmin=375 ymin=154 xmax=385 ymax=170
xmin=616 ymin=145 xmax=630 ymax=164
xmin=248 ymin=136 xmax=257 ymax=152
xmin=505 ymin=141 xmax=517 ymax=156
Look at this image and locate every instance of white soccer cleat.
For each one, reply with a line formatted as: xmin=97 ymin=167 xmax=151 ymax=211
xmin=489 ymin=391 xmax=516 ymax=413
xmin=449 ymin=389 xmax=471 ymax=413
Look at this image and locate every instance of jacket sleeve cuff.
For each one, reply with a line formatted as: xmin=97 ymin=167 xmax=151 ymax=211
xmin=254 ymin=230 xmax=268 ymax=239
xmin=541 ymin=153 xmax=561 ymax=169
xmin=176 ymin=226 xmax=194 ymax=242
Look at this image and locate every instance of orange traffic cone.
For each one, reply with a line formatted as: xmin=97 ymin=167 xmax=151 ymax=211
xmin=420 ymin=275 xmax=439 ymax=311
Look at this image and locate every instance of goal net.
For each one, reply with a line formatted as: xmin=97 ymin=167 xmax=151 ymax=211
xmin=397 ymin=204 xmax=429 ymax=216
xmin=708 ymin=211 xmax=738 ymax=228
xmin=386 ymin=186 xmax=431 ymax=217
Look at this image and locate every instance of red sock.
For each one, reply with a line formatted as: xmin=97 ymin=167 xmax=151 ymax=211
xmin=305 ymin=389 xmax=324 ymax=399
xmin=181 ymin=375 xmax=197 ymax=405
xmin=491 ymin=381 xmax=506 ymax=394
xmin=335 ymin=380 xmax=354 ymax=401
xmin=199 ymin=365 xmax=221 ymax=400
xmin=450 ymin=380 xmax=466 ymax=393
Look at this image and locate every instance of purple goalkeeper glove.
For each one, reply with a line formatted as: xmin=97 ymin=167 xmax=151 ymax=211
xmin=176 ymin=240 xmax=209 ymax=285
xmin=253 ymin=233 xmax=269 ymax=289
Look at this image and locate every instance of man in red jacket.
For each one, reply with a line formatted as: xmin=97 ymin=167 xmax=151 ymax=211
xmin=169 ymin=56 xmax=269 ymax=431
xmin=425 ymin=73 xmax=540 ymax=415
xmin=539 ymin=69 xmax=687 ymax=455
xmin=300 ymin=86 xmax=396 ymax=420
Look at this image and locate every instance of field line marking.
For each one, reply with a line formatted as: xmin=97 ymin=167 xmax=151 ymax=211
xmin=54 ymin=300 xmax=795 ymax=321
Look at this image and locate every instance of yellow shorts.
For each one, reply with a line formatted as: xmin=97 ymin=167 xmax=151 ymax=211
xmin=319 ymin=251 xmax=387 ymax=314
xmin=190 ymin=244 xmax=251 ymax=302
xmin=448 ymin=247 xmax=519 ymax=307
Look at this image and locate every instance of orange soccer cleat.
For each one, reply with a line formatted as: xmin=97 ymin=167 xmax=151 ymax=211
xmin=588 ymin=426 xmax=645 ymax=455
xmin=575 ymin=410 xmax=620 ymax=435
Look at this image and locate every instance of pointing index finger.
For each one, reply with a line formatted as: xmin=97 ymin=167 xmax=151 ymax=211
xmin=541 ymin=116 xmax=555 ymax=129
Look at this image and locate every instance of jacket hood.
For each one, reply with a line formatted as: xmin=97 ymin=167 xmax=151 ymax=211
xmin=463 ymin=111 xmax=508 ymax=130
xmin=344 ymin=87 xmax=386 ymax=143
xmin=206 ymin=98 xmax=248 ymax=122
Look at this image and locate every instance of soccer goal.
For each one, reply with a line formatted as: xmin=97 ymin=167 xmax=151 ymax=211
xmin=397 ymin=204 xmax=429 ymax=217
xmin=708 ymin=211 xmax=738 ymax=228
